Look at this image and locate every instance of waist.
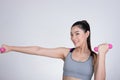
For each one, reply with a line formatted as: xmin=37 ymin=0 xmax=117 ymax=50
xmin=63 ymin=76 xmax=81 ymax=80
xmin=63 ymin=71 xmax=92 ymax=80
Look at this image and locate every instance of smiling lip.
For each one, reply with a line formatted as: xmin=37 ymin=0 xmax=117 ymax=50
xmin=73 ymin=41 xmax=79 ymax=45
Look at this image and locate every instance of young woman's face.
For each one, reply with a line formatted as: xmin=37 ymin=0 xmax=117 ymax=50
xmin=71 ymin=26 xmax=89 ymax=47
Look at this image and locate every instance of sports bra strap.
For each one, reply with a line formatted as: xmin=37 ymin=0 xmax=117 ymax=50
xmin=70 ymin=48 xmax=75 ymax=53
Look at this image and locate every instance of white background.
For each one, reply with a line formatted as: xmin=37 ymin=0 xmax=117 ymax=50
xmin=0 ymin=0 xmax=120 ymax=80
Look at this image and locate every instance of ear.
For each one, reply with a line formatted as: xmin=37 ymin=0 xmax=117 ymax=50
xmin=85 ymin=31 xmax=90 ymax=38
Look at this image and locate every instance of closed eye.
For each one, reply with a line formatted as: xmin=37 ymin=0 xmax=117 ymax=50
xmin=76 ymin=33 xmax=80 ymax=35
xmin=70 ymin=32 xmax=80 ymax=37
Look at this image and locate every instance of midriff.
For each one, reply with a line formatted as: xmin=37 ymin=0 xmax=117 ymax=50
xmin=63 ymin=76 xmax=81 ymax=80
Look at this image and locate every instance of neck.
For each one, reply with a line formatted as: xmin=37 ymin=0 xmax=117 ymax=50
xmin=75 ymin=42 xmax=90 ymax=54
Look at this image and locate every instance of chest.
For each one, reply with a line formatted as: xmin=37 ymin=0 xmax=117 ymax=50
xmin=63 ymin=53 xmax=93 ymax=76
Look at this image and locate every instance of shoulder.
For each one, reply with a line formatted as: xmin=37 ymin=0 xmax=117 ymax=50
xmin=58 ymin=47 xmax=71 ymax=58
xmin=91 ymin=51 xmax=97 ymax=58
xmin=91 ymin=51 xmax=97 ymax=66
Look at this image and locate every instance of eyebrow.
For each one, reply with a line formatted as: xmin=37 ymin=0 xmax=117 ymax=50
xmin=71 ymin=31 xmax=80 ymax=34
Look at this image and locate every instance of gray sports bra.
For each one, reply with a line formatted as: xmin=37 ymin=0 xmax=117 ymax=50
xmin=63 ymin=48 xmax=94 ymax=80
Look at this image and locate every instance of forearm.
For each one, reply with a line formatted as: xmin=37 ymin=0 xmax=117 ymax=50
xmin=95 ymin=54 xmax=106 ymax=80
xmin=9 ymin=45 xmax=40 ymax=55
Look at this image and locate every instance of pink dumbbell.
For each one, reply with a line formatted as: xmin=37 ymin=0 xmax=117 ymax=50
xmin=94 ymin=44 xmax=113 ymax=52
xmin=0 ymin=47 xmax=6 ymax=53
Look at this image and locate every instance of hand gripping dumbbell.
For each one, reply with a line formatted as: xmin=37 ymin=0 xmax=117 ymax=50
xmin=94 ymin=44 xmax=113 ymax=52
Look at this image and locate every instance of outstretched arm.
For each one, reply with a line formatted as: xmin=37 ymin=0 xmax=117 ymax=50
xmin=1 ymin=44 xmax=70 ymax=60
xmin=94 ymin=43 xmax=109 ymax=80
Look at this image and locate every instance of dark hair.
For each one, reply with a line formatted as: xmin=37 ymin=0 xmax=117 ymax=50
xmin=71 ymin=20 xmax=97 ymax=65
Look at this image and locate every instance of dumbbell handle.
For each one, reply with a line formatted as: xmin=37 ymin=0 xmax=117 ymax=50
xmin=94 ymin=44 xmax=112 ymax=52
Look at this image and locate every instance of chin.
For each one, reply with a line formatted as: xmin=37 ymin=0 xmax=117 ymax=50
xmin=74 ymin=44 xmax=80 ymax=48
xmin=74 ymin=43 xmax=81 ymax=48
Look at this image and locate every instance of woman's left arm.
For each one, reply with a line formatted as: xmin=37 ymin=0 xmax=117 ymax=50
xmin=94 ymin=43 xmax=109 ymax=80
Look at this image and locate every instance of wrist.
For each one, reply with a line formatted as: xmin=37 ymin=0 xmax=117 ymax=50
xmin=98 ymin=53 xmax=106 ymax=58
xmin=8 ymin=46 xmax=13 ymax=51
xmin=98 ymin=51 xmax=107 ymax=55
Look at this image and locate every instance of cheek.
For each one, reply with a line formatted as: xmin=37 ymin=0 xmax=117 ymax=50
xmin=78 ymin=35 xmax=84 ymax=40
xmin=78 ymin=35 xmax=86 ymax=42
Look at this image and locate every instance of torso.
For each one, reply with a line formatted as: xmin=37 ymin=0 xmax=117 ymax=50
xmin=63 ymin=48 xmax=94 ymax=80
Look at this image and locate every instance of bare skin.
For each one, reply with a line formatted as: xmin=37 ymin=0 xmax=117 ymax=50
xmin=1 ymin=44 xmax=89 ymax=80
xmin=0 ymin=26 xmax=109 ymax=80
xmin=63 ymin=76 xmax=81 ymax=80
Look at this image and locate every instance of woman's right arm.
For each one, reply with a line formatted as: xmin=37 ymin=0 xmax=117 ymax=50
xmin=1 ymin=44 xmax=70 ymax=60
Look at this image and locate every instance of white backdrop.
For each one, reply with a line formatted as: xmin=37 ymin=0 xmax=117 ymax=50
xmin=0 ymin=0 xmax=120 ymax=80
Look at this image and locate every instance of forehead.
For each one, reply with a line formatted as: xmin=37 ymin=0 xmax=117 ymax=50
xmin=71 ymin=26 xmax=84 ymax=33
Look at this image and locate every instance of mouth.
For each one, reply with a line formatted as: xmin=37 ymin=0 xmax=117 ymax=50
xmin=73 ymin=41 xmax=79 ymax=45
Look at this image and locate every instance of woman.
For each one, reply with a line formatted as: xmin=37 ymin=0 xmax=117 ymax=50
xmin=1 ymin=20 xmax=109 ymax=80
